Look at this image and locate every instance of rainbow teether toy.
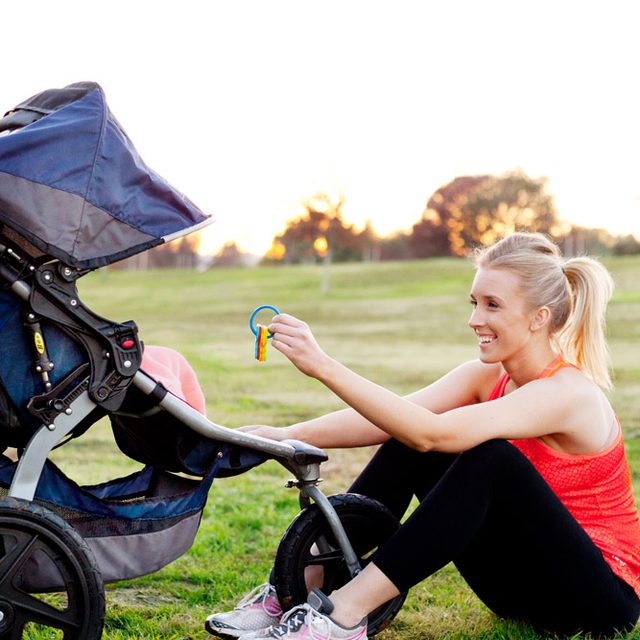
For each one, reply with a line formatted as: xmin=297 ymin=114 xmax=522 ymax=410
xmin=249 ymin=305 xmax=280 ymax=362
xmin=254 ymin=325 xmax=269 ymax=361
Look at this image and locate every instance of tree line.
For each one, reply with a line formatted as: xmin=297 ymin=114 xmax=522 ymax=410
xmin=259 ymin=170 xmax=639 ymax=264
xmin=117 ymin=169 xmax=640 ymax=269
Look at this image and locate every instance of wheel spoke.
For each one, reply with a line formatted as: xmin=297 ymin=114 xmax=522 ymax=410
xmin=0 ymin=529 xmax=39 ymax=586
xmin=303 ymin=548 xmax=344 ymax=568
xmin=274 ymin=494 xmax=408 ymax=636
xmin=11 ymin=590 xmax=81 ymax=632
xmin=0 ymin=499 xmax=104 ymax=639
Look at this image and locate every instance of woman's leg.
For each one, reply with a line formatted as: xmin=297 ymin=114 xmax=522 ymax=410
xmin=335 ymin=440 xmax=639 ymax=636
xmin=347 ymin=438 xmax=457 ymax=519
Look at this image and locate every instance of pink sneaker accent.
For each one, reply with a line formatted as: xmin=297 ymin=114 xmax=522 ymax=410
xmin=205 ymin=583 xmax=283 ymax=637
xmin=239 ymin=589 xmax=367 ymax=639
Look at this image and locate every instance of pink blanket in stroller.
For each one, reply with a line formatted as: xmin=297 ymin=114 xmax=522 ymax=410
xmin=141 ymin=345 xmax=206 ymax=414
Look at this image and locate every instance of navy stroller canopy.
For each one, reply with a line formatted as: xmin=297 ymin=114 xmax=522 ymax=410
xmin=0 ymin=81 xmax=212 ymax=268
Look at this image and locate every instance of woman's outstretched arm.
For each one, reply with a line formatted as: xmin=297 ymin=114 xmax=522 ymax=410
xmin=268 ymin=314 xmax=587 ymax=453
xmin=242 ymin=358 xmax=485 ymax=448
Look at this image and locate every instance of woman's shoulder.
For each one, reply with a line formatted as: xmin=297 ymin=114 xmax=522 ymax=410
xmin=457 ymin=360 xmax=505 ymax=402
xmin=550 ymin=364 xmax=602 ymax=393
xmin=536 ymin=367 xmax=613 ymax=421
xmin=534 ymin=368 xmax=617 ymax=453
xmin=547 ymin=365 xmax=612 ymax=410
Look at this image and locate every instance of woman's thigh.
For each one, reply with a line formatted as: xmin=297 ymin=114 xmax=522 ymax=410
xmin=347 ymin=438 xmax=456 ymax=519
xmin=453 ymin=442 xmax=640 ymax=635
xmin=368 ymin=440 xmax=640 ymax=635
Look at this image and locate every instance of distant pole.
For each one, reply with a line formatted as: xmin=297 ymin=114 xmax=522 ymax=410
xmin=321 ymin=246 xmax=331 ymax=295
xmin=314 ymin=235 xmax=331 ymax=295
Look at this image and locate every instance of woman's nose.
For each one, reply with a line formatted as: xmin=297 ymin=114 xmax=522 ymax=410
xmin=468 ymin=307 xmax=483 ymax=329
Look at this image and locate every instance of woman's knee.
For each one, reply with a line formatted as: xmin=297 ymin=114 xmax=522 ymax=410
xmin=452 ymin=439 xmax=533 ymax=484
xmin=459 ymin=439 xmax=520 ymax=465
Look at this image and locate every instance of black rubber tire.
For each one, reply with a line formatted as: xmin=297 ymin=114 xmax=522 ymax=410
xmin=273 ymin=493 xmax=406 ymax=636
xmin=0 ymin=497 xmax=105 ymax=639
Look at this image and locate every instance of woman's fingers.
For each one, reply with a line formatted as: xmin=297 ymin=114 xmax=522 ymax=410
xmin=268 ymin=314 xmax=307 ymax=336
xmin=237 ymin=425 xmax=290 ymax=440
xmin=264 ymin=313 xmax=329 ymax=378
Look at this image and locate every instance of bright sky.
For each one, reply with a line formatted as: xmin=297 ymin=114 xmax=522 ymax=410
xmin=3 ymin=0 xmax=639 ymax=255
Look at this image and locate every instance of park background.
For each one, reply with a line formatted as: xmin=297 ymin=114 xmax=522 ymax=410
xmin=55 ymin=255 xmax=640 ymax=640
xmin=3 ymin=1 xmax=640 ymax=638
xmin=2 ymin=1 xmax=640 ymax=261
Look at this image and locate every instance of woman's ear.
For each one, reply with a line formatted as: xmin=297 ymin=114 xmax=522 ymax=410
xmin=530 ymin=306 xmax=551 ymax=332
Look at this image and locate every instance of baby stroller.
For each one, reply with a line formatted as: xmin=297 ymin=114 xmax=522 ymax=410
xmin=0 ymin=83 xmax=406 ymax=638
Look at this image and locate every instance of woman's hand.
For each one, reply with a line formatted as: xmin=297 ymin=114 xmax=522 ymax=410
xmin=268 ymin=314 xmax=332 ymax=379
xmin=237 ymin=425 xmax=293 ymax=441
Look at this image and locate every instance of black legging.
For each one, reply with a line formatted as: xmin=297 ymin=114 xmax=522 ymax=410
xmin=347 ymin=439 xmax=640 ymax=636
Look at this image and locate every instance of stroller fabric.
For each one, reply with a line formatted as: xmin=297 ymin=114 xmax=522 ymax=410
xmin=0 ymin=289 xmax=87 ymax=446
xmin=0 ymin=453 xmax=219 ymax=587
xmin=0 ymin=81 xmax=212 ymax=268
xmin=0 ymin=286 xmax=267 ymax=474
xmin=141 ymin=345 xmax=206 ymax=414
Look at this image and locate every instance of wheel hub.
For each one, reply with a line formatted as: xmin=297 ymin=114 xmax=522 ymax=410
xmin=0 ymin=599 xmax=15 ymax=632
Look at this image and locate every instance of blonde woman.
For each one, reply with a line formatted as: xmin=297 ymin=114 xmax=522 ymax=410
xmin=206 ymin=233 xmax=640 ymax=639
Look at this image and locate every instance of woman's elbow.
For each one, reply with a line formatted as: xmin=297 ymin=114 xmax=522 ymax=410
xmin=409 ymin=432 xmax=465 ymax=454
xmin=407 ymin=438 xmax=433 ymax=453
xmin=397 ymin=420 xmax=463 ymax=453
xmin=404 ymin=434 xmax=445 ymax=453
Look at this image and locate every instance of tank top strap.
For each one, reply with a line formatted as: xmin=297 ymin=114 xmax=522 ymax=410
xmin=488 ymin=372 xmax=510 ymax=400
xmin=536 ymin=355 xmax=576 ymax=379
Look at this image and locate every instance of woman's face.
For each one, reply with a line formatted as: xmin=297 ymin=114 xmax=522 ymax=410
xmin=468 ymin=267 xmax=537 ymax=364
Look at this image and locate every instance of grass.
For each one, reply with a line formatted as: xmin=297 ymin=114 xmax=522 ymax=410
xmin=37 ymin=256 xmax=640 ymax=639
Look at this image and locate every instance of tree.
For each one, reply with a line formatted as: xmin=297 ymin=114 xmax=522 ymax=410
xmin=378 ymin=232 xmax=412 ymax=261
xmin=358 ymin=220 xmax=381 ymax=261
xmin=612 ymin=234 xmax=640 ymax=256
xmin=408 ymin=209 xmax=453 ymax=258
xmin=559 ymin=226 xmax=615 ymax=256
xmin=268 ymin=192 xmax=365 ymax=264
xmin=417 ymin=170 xmax=559 ymax=256
xmin=213 ymin=242 xmax=245 ymax=266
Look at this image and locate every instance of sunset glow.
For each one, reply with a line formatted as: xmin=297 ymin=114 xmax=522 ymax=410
xmin=3 ymin=1 xmax=639 ymax=257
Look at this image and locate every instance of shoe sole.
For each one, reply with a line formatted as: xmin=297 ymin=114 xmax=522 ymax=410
xmin=204 ymin=618 xmax=245 ymax=638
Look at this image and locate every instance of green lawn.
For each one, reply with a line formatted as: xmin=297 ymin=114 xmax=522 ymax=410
xmin=41 ymin=256 xmax=640 ymax=639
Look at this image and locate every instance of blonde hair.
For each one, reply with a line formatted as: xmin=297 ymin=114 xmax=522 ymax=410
xmin=474 ymin=232 xmax=614 ymax=389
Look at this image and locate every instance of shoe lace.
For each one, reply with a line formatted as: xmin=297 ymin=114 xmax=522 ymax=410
xmin=267 ymin=604 xmax=336 ymax=639
xmin=235 ymin=583 xmax=275 ymax=612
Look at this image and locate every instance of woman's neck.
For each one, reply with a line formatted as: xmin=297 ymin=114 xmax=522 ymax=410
xmin=502 ymin=348 xmax=559 ymax=388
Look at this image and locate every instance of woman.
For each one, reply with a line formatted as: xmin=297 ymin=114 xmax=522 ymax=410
xmin=206 ymin=232 xmax=640 ymax=639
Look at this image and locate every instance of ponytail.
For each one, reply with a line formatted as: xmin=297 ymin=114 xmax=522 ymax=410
xmin=476 ymin=233 xmax=615 ymax=389
xmin=556 ymin=257 xmax=614 ymax=389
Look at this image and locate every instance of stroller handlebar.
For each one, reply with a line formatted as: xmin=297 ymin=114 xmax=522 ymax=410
xmin=132 ymin=371 xmax=328 ymax=466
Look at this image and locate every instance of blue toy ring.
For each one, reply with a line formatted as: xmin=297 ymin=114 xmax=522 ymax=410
xmin=249 ymin=305 xmax=280 ymax=337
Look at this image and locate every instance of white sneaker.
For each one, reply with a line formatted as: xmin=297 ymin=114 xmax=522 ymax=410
xmin=205 ymin=582 xmax=284 ymax=638
xmin=238 ymin=588 xmax=367 ymax=639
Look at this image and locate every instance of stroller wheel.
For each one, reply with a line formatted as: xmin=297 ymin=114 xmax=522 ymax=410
xmin=0 ymin=497 xmax=105 ymax=639
xmin=273 ymin=493 xmax=407 ymax=637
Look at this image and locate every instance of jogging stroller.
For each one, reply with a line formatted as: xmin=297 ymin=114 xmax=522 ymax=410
xmin=0 ymin=82 xmax=406 ymax=639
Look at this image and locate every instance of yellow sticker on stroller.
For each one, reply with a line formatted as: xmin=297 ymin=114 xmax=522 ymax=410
xmin=34 ymin=332 xmax=45 ymax=355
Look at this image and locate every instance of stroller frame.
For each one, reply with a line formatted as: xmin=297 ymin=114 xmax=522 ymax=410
xmin=0 ymin=236 xmax=374 ymax=635
xmin=0 ymin=81 xmax=406 ymax=638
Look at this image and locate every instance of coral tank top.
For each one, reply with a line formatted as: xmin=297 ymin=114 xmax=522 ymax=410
xmin=488 ymin=357 xmax=640 ymax=597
